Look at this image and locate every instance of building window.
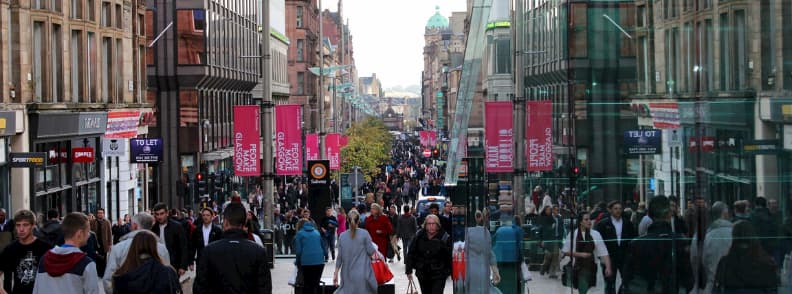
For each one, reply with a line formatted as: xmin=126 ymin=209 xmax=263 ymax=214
xmin=719 ymin=13 xmax=730 ymax=90
xmin=71 ymin=30 xmax=83 ymax=102
xmin=33 ymin=21 xmax=45 ymax=102
xmin=145 ymin=10 xmax=154 ymax=65
xmin=50 ymin=0 xmax=61 ymax=12
xmin=87 ymin=0 xmax=95 ymax=21
xmin=71 ymin=0 xmax=82 ymax=19
xmin=115 ymin=4 xmax=123 ymax=29
xmin=296 ymin=6 xmax=303 ymax=27
xmin=138 ymin=45 xmax=145 ymax=102
xmin=683 ymin=22 xmax=692 ymax=93
xmin=297 ymin=39 xmax=304 ymax=62
xmin=51 ymin=24 xmax=63 ymax=102
xmin=102 ymin=37 xmax=112 ymax=102
xmin=177 ymin=10 xmax=207 ymax=65
xmin=116 ymin=38 xmax=123 ymax=102
xmin=102 ymin=2 xmax=111 ymax=27
xmin=297 ymin=71 xmax=305 ymax=95
xmin=87 ymin=32 xmax=96 ymax=102
xmin=33 ymin=0 xmax=43 ymax=9
xmin=734 ymin=10 xmax=747 ymax=89
xmin=704 ymin=19 xmax=714 ymax=91
xmin=495 ymin=39 xmax=511 ymax=74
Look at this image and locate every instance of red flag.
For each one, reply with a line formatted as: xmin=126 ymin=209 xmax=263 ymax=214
xmin=485 ymin=102 xmax=514 ymax=173
xmin=326 ymin=133 xmax=341 ymax=170
xmin=526 ymin=101 xmax=553 ymax=171
xmin=233 ymin=105 xmax=260 ymax=176
xmin=275 ymin=105 xmax=303 ymax=175
xmin=306 ymin=134 xmax=319 ymax=161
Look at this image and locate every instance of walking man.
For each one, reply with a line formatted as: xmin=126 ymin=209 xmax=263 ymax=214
xmin=0 ymin=210 xmax=52 ymax=294
xmin=90 ymin=208 xmax=112 ymax=277
xmin=102 ymin=212 xmax=170 ymax=293
xmin=595 ymin=201 xmax=636 ymax=293
xmin=33 ymin=212 xmax=100 ymax=294
xmin=150 ymin=203 xmax=190 ymax=277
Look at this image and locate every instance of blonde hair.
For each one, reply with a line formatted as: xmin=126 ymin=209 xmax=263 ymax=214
xmin=370 ymin=203 xmax=382 ymax=215
xmin=347 ymin=210 xmax=361 ymax=239
xmin=423 ymin=214 xmax=441 ymax=229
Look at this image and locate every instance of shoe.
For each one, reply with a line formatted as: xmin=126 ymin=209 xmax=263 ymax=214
xmin=549 ymin=275 xmax=558 ymax=279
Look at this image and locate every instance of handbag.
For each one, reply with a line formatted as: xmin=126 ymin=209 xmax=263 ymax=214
xmin=372 ymin=257 xmax=394 ymax=285
xmin=405 ymin=278 xmax=419 ymax=294
xmin=520 ymin=261 xmax=532 ymax=281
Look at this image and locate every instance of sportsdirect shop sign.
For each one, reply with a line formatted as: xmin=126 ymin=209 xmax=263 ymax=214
xmin=130 ymin=138 xmax=163 ymax=163
xmin=9 ymin=152 xmax=47 ymax=168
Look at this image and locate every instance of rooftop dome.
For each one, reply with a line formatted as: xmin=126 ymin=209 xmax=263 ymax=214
xmin=426 ymin=6 xmax=449 ymax=29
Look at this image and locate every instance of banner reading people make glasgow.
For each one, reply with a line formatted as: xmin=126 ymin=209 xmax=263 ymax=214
xmin=485 ymin=101 xmax=514 ymax=173
xmin=233 ymin=106 xmax=260 ymax=176
xmin=275 ymin=105 xmax=303 ymax=175
xmin=306 ymin=133 xmax=319 ymax=161
xmin=526 ymin=101 xmax=553 ymax=171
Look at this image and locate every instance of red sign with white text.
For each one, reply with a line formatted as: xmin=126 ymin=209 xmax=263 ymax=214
xmin=72 ymin=147 xmax=95 ymax=163
xmin=526 ymin=101 xmax=554 ymax=171
xmin=420 ymin=131 xmax=430 ymax=147
xmin=306 ymin=134 xmax=319 ymax=161
xmin=105 ymin=111 xmax=141 ymax=138
xmin=485 ymin=102 xmax=514 ymax=173
xmin=326 ymin=133 xmax=341 ymax=170
xmin=275 ymin=105 xmax=303 ymax=175
xmin=233 ymin=106 xmax=260 ymax=176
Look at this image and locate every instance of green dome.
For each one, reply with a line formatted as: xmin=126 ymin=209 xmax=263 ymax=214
xmin=426 ymin=6 xmax=449 ymax=29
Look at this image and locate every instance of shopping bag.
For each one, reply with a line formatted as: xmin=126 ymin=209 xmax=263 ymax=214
xmin=520 ymin=261 xmax=532 ymax=281
xmin=288 ymin=265 xmax=303 ymax=286
xmin=406 ymin=278 xmax=419 ymax=294
xmin=371 ymin=258 xmax=394 ymax=285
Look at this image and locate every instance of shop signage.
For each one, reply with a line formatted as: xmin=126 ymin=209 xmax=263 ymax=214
xmin=274 ymin=105 xmax=301 ymax=176
xmin=105 ymin=111 xmax=141 ymax=138
xmin=9 ymin=152 xmax=47 ymax=168
xmin=689 ymin=136 xmax=716 ymax=152
xmin=35 ymin=112 xmax=108 ymax=138
xmin=485 ymin=101 xmax=514 ymax=173
xmin=102 ymin=138 xmax=127 ymax=157
xmin=0 ymin=111 xmax=17 ymax=136
xmin=234 ymin=105 xmax=261 ymax=176
xmin=48 ymin=148 xmax=69 ymax=164
xmin=526 ymin=101 xmax=553 ymax=171
xmin=72 ymin=147 xmax=95 ymax=163
xmin=624 ymin=130 xmax=662 ymax=155
xmin=130 ymin=138 xmax=163 ymax=163
xmin=649 ymin=103 xmax=680 ymax=129
xmin=743 ymin=140 xmax=780 ymax=154
xmin=308 ymin=160 xmax=329 ymax=185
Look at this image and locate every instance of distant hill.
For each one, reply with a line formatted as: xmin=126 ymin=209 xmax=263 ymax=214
xmin=384 ymin=84 xmax=420 ymax=98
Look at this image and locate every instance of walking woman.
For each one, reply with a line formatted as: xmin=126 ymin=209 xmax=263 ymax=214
xmin=406 ymin=214 xmax=452 ymax=293
xmin=561 ymin=212 xmax=612 ymax=294
xmin=112 ymin=231 xmax=180 ymax=294
xmin=295 ymin=219 xmax=326 ymax=294
xmin=365 ymin=204 xmax=394 ymax=258
xmin=465 ymin=210 xmax=501 ymax=293
xmin=336 ymin=207 xmax=347 ymax=237
xmin=333 ymin=210 xmax=378 ymax=294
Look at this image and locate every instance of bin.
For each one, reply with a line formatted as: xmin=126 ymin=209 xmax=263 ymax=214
xmin=260 ymin=229 xmax=274 ymax=269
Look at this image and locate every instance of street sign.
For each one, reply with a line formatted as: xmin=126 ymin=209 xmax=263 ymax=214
xmin=624 ymin=130 xmax=661 ymax=155
xmin=743 ymin=140 xmax=780 ymax=154
xmin=130 ymin=138 xmax=163 ymax=163
xmin=423 ymin=149 xmax=431 ymax=157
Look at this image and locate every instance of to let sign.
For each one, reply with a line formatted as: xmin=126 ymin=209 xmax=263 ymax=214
xmin=624 ymin=130 xmax=662 ymax=154
xmin=72 ymin=147 xmax=95 ymax=163
xmin=130 ymin=138 xmax=163 ymax=163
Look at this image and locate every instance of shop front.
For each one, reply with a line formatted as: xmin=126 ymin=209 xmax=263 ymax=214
xmin=29 ymin=112 xmax=107 ymax=216
xmin=0 ymin=111 xmax=16 ymax=210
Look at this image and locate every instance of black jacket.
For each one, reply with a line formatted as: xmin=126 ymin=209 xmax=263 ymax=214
xmin=193 ymin=229 xmax=272 ymax=294
xmin=406 ymin=229 xmax=452 ymax=280
xmin=40 ymin=219 xmax=63 ymax=245
xmin=191 ymin=223 xmax=223 ymax=265
xmin=151 ymin=219 xmax=190 ymax=270
xmin=113 ymin=258 xmax=181 ymax=294
xmin=623 ymin=221 xmax=693 ymax=293
xmin=594 ymin=216 xmax=637 ymax=262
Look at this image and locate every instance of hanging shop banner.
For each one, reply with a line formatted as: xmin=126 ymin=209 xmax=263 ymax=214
xmin=102 ymin=138 xmax=127 ymax=157
xmin=340 ymin=135 xmax=348 ymax=148
xmin=624 ymin=130 xmax=662 ymax=155
xmin=428 ymin=131 xmax=438 ymax=147
xmin=306 ymin=134 xmax=319 ymax=161
xmin=649 ymin=103 xmax=680 ymax=129
xmin=72 ymin=147 xmax=95 ymax=163
xmin=130 ymin=138 xmax=163 ymax=163
xmin=526 ymin=101 xmax=553 ymax=171
xmin=233 ymin=105 xmax=261 ymax=176
xmin=485 ymin=101 xmax=514 ymax=173
xmin=9 ymin=152 xmax=47 ymax=168
xmin=420 ymin=131 xmax=430 ymax=147
xmin=275 ymin=105 xmax=302 ymax=176
xmin=326 ymin=133 xmax=341 ymax=170
xmin=105 ymin=110 xmax=141 ymax=138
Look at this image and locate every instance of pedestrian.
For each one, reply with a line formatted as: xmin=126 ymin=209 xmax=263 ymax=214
xmin=336 ymin=207 xmax=347 ymax=237
xmin=319 ymin=207 xmax=338 ymax=261
xmin=406 ymin=214 xmax=452 ymax=294
xmin=332 ymin=209 xmax=378 ymax=294
xmin=365 ymin=204 xmax=393 ymax=259
xmin=40 ymin=209 xmax=63 ymax=246
xmin=492 ymin=216 xmax=526 ymax=293
xmin=387 ymin=205 xmax=400 ymax=262
xmin=561 ymin=212 xmax=612 ymax=294
xmin=112 ymin=214 xmax=131 ymax=245
xmin=294 ymin=218 xmax=326 ymax=294
xmin=103 ymin=212 xmax=170 ymax=293
xmin=464 ymin=210 xmax=501 ymax=293
xmin=396 ymin=204 xmax=417 ymax=264
xmin=90 ymin=207 xmax=113 ymax=277
xmin=631 ymin=202 xmax=646 ymax=233
xmin=689 ymin=201 xmax=732 ymax=293
xmin=111 ymin=231 xmax=180 ymax=294
xmin=538 ymin=206 xmax=555 ymax=276
xmin=0 ymin=210 xmax=53 ymax=294
xmin=190 ymin=208 xmax=222 ymax=268
xmin=594 ymin=200 xmax=635 ymax=294
xmin=193 ymin=203 xmax=271 ymax=293
xmin=150 ymin=203 xmax=190 ymax=277
xmin=714 ymin=220 xmax=779 ymax=292
xmin=33 ymin=212 xmax=100 ymax=294
xmin=284 ymin=210 xmax=299 ymax=255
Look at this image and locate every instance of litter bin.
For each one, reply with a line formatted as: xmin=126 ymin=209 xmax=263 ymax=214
xmin=260 ymin=229 xmax=274 ymax=269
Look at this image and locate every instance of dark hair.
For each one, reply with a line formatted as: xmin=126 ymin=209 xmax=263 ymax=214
xmin=47 ymin=209 xmax=59 ymax=220
xmin=200 ymin=208 xmax=214 ymax=215
xmin=152 ymin=203 xmax=168 ymax=213
xmin=648 ymin=196 xmax=671 ymax=220
xmin=403 ymin=205 xmax=410 ymax=213
xmin=730 ymin=221 xmax=773 ymax=261
xmin=607 ymin=200 xmax=622 ymax=209
xmin=734 ymin=200 xmax=747 ymax=213
xmin=114 ymin=231 xmax=165 ymax=277
xmin=13 ymin=209 xmax=37 ymax=225
xmin=541 ymin=206 xmax=552 ymax=216
xmin=96 ymin=207 xmax=105 ymax=213
xmin=62 ymin=212 xmax=89 ymax=240
xmin=429 ymin=203 xmax=440 ymax=211
xmin=667 ymin=195 xmax=679 ymax=204
xmin=755 ymin=197 xmax=767 ymax=208
xmin=223 ymin=203 xmax=247 ymax=227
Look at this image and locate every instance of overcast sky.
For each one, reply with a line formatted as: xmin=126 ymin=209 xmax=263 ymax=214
xmin=326 ymin=0 xmax=468 ymax=90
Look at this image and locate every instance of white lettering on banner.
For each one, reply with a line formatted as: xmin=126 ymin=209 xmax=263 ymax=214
xmin=528 ymin=127 xmax=554 ymax=169
xmin=234 ymin=133 xmax=257 ymax=173
xmin=75 ymin=152 xmax=92 ymax=158
xmin=276 ymin=132 xmax=300 ymax=173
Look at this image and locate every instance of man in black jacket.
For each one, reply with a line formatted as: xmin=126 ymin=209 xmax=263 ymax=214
xmin=151 ymin=203 xmax=190 ymax=276
xmin=594 ymin=200 xmax=637 ymax=294
xmin=191 ymin=208 xmax=222 ymax=268
xmin=194 ymin=203 xmax=271 ymax=294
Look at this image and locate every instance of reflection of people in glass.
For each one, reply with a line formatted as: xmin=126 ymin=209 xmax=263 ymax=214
xmin=465 ymin=210 xmax=500 ymax=293
xmin=713 ymin=220 xmax=779 ymax=292
xmin=491 ymin=215 xmax=523 ymax=293
xmin=561 ymin=212 xmax=612 ymax=294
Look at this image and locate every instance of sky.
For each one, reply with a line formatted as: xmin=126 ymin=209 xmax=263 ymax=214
xmin=326 ymin=0 xmax=468 ymax=91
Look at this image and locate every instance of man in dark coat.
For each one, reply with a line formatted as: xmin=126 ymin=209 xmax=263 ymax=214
xmin=191 ymin=208 xmax=223 ymax=267
xmin=595 ymin=200 xmax=637 ymax=294
xmin=151 ymin=203 xmax=190 ymax=276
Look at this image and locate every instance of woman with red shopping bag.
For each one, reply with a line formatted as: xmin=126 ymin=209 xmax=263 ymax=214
xmin=333 ymin=210 xmax=379 ymax=294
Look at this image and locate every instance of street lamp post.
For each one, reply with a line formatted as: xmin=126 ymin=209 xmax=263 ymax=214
xmin=260 ymin=0 xmax=274 ymax=230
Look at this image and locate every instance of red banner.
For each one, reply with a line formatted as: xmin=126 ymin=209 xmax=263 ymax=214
xmin=233 ymin=106 xmax=260 ymax=176
xmin=105 ymin=111 xmax=141 ymax=138
xmin=326 ymin=133 xmax=341 ymax=170
xmin=275 ymin=105 xmax=303 ymax=175
xmin=526 ymin=101 xmax=554 ymax=171
xmin=72 ymin=147 xmax=95 ymax=163
xmin=306 ymin=134 xmax=319 ymax=161
xmin=485 ymin=102 xmax=514 ymax=173
xmin=420 ymin=131 xmax=430 ymax=147
xmin=428 ymin=132 xmax=437 ymax=147
xmin=340 ymin=135 xmax=348 ymax=148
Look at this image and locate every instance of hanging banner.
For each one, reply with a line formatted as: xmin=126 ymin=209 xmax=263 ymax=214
xmin=306 ymin=134 xmax=319 ymax=161
xmin=428 ymin=131 xmax=438 ymax=147
xmin=526 ymin=101 xmax=553 ymax=171
xmin=340 ymin=135 xmax=348 ymax=148
xmin=275 ymin=105 xmax=302 ymax=175
xmin=649 ymin=102 xmax=680 ymax=129
xmin=420 ymin=131 xmax=430 ymax=147
xmin=105 ymin=110 xmax=141 ymax=138
xmin=233 ymin=106 xmax=260 ymax=176
xmin=326 ymin=133 xmax=341 ymax=170
xmin=485 ymin=102 xmax=514 ymax=173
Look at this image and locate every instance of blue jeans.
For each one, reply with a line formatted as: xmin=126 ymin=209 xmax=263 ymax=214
xmin=402 ymin=237 xmax=412 ymax=264
xmin=323 ymin=233 xmax=336 ymax=260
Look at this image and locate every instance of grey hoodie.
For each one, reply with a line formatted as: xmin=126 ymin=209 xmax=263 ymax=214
xmin=690 ymin=218 xmax=733 ymax=293
xmin=32 ymin=245 xmax=100 ymax=294
xmin=102 ymin=230 xmax=171 ymax=293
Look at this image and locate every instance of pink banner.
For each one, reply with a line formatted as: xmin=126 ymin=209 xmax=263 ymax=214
xmin=526 ymin=101 xmax=554 ymax=171
xmin=105 ymin=110 xmax=141 ymax=138
xmin=420 ymin=131 xmax=430 ymax=147
xmin=233 ymin=106 xmax=260 ymax=176
xmin=326 ymin=133 xmax=341 ymax=170
xmin=275 ymin=105 xmax=303 ymax=175
xmin=306 ymin=134 xmax=319 ymax=161
xmin=340 ymin=135 xmax=348 ymax=148
xmin=485 ymin=102 xmax=514 ymax=173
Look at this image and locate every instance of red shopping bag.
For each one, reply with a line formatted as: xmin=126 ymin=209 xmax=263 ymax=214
xmin=371 ymin=258 xmax=394 ymax=285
